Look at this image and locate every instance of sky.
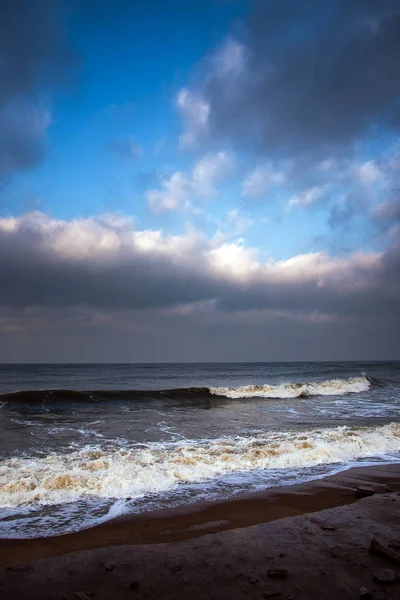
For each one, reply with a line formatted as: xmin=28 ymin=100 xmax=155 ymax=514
xmin=0 ymin=0 xmax=400 ymax=362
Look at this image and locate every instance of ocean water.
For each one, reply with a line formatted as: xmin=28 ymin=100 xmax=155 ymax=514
xmin=1 ymin=361 xmax=400 ymax=538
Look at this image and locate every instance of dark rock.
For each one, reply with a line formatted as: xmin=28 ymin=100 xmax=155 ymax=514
xmin=263 ymin=592 xmax=281 ymax=598
xmin=321 ymin=525 xmax=337 ymax=531
xmin=278 ymin=553 xmax=285 ymax=558
xmin=389 ymin=539 xmax=400 ymax=549
xmin=369 ymin=537 xmax=400 ymax=565
xmin=104 ymin=561 xmax=115 ymax=571
xmin=359 ymin=586 xmax=372 ymax=599
xmin=130 ymin=581 xmax=140 ymax=591
xmin=267 ymin=569 xmax=287 ymax=579
xmin=372 ymin=569 xmax=397 ymax=584
xmin=355 ymin=486 xmax=375 ymax=498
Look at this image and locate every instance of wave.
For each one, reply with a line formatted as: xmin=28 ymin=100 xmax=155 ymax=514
xmin=0 ymin=375 xmax=384 ymax=404
xmin=1 ymin=422 xmax=399 ymax=508
xmin=210 ymin=376 xmax=371 ymax=399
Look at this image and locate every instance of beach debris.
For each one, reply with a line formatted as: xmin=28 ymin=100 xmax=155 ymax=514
xmin=169 ymin=564 xmax=183 ymax=573
xmin=355 ymin=486 xmax=375 ymax=498
xmin=369 ymin=537 xmax=400 ymax=565
xmin=129 ymin=581 xmax=140 ymax=591
xmin=267 ymin=568 xmax=287 ymax=579
xmin=359 ymin=586 xmax=372 ymax=599
xmin=372 ymin=569 xmax=397 ymax=584
xmin=321 ymin=525 xmax=337 ymax=531
xmin=104 ymin=561 xmax=115 ymax=571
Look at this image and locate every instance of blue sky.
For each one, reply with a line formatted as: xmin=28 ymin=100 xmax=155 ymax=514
xmin=0 ymin=0 xmax=399 ymax=361
xmin=4 ymin=0 xmax=334 ymax=260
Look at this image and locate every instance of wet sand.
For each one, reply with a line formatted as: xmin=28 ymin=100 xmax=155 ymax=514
xmin=1 ymin=464 xmax=400 ymax=599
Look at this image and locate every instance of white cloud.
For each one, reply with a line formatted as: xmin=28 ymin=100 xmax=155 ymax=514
xmin=357 ymin=160 xmax=382 ymax=185
xmin=176 ymin=88 xmax=210 ymax=148
xmin=288 ymin=186 xmax=327 ymax=209
xmin=212 ymin=37 xmax=246 ymax=77
xmin=147 ymin=152 xmax=233 ymax=212
xmin=147 ymin=172 xmax=191 ymax=212
xmin=191 ymin=151 xmax=232 ymax=197
xmin=242 ymin=164 xmax=285 ymax=198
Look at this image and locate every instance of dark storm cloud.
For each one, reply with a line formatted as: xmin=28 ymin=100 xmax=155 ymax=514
xmin=0 ymin=0 xmax=74 ymax=177
xmin=200 ymin=0 xmax=400 ymax=158
xmin=0 ymin=0 xmax=71 ymax=105
xmin=0 ymin=212 xmax=399 ymax=320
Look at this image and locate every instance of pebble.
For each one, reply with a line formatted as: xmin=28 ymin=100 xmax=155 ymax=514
xmin=372 ymin=568 xmax=397 ymax=584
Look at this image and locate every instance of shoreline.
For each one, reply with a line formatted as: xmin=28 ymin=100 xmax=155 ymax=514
xmin=1 ymin=463 xmax=400 ymax=566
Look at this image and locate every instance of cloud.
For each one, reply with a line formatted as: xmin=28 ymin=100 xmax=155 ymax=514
xmin=107 ymin=135 xmax=142 ymax=159
xmin=191 ymin=151 xmax=233 ymax=197
xmin=176 ymin=89 xmax=210 ymax=148
xmin=148 ymin=172 xmax=191 ymax=212
xmin=0 ymin=0 xmax=74 ymax=180
xmin=147 ymin=152 xmax=233 ymax=212
xmin=288 ymin=186 xmax=328 ymax=209
xmin=242 ymin=163 xmax=285 ymax=198
xmin=178 ymin=1 xmax=400 ymax=161
xmin=0 ymin=102 xmax=52 ymax=175
xmin=0 ymin=211 xmax=399 ymax=323
xmin=211 ymin=36 xmax=246 ymax=78
xmin=357 ymin=160 xmax=383 ymax=186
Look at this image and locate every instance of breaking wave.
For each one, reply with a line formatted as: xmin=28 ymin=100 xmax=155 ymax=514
xmin=210 ymin=376 xmax=371 ymax=399
xmin=0 ymin=376 xmax=380 ymax=404
xmin=1 ymin=422 xmax=399 ymax=508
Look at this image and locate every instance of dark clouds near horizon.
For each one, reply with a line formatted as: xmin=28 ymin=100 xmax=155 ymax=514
xmin=0 ymin=212 xmax=399 ymax=319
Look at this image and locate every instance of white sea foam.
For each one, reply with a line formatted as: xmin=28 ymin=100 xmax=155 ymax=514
xmin=210 ymin=376 xmax=370 ymax=399
xmin=1 ymin=422 xmax=399 ymax=509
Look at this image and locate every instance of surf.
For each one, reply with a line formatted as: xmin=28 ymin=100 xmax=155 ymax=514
xmin=1 ymin=422 xmax=399 ymax=509
xmin=0 ymin=375 xmax=382 ymax=404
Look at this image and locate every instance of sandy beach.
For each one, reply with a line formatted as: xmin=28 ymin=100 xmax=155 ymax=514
xmin=1 ymin=464 xmax=400 ymax=599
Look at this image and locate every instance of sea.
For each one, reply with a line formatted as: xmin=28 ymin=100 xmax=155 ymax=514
xmin=1 ymin=361 xmax=400 ymax=539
